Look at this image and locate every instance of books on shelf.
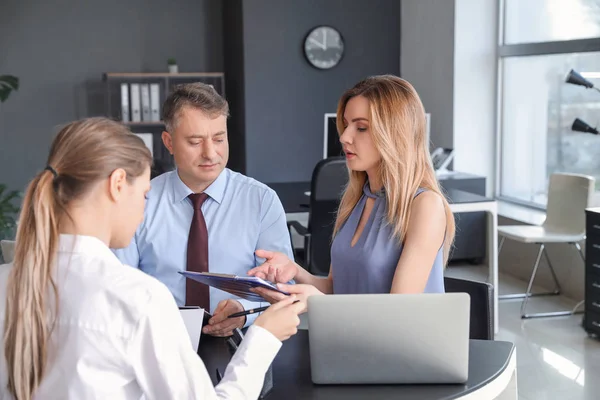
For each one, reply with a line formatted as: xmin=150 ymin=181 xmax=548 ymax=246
xmin=108 ymin=72 xmax=225 ymax=125
xmin=120 ymin=84 xmax=129 ymax=122
xmin=140 ymin=84 xmax=151 ymax=122
xmin=119 ymin=83 xmax=162 ymax=124
xmin=150 ymin=84 xmax=160 ymax=122
xmin=130 ymin=84 xmax=141 ymax=123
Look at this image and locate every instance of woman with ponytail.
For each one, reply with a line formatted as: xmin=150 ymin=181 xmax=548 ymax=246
xmin=249 ymin=75 xmax=456 ymax=306
xmin=0 ymin=117 xmax=304 ymax=400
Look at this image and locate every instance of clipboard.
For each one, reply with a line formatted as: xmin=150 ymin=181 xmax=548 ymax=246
xmin=179 ymin=271 xmax=290 ymax=303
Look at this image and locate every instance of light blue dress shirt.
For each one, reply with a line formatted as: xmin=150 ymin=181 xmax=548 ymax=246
xmin=113 ymin=168 xmax=293 ymax=326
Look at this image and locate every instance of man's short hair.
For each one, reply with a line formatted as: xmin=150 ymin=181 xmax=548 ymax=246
xmin=162 ymin=83 xmax=229 ymax=132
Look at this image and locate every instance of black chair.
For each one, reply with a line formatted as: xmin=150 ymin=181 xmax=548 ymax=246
xmin=444 ymin=276 xmax=494 ymax=340
xmin=288 ymin=157 xmax=347 ymax=276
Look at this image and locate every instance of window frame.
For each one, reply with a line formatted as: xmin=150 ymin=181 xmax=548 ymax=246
xmin=495 ymin=0 xmax=600 ymax=209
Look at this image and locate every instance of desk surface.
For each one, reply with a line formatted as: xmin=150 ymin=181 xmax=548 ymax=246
xmin=199 ymin=330 xmax=514 ymax=400
xmin=267 ymin=182 xmax=494 ymax=214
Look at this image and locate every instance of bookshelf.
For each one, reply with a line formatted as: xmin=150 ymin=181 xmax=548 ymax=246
xmin=102 ymin=72 xmax=225 ymax=124
xmin=102 ymin=72 xmax=225 ymax=176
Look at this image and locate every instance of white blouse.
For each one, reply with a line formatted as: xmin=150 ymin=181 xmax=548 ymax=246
xmin=0 ymin=234 xmax=281 ymax=399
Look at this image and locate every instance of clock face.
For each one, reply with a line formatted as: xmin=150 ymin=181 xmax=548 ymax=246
xmin=304 ymin=26 xmax=344 ymax=70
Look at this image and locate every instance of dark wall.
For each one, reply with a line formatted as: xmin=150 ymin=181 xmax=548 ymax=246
xmin=0 ymin=0 xmax=223 ymax=192
xmin=227 ymin=0 xmax=400 ymax=183
xmin=222 ymin=0 xmax=246 ymax=174
xmin=401 ymin=0 xmax=455 ymax=150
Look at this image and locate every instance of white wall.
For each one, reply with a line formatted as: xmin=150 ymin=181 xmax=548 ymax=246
xmin=452 ymin=0 xmax=498 ymax=196
xmin=402 ymin=0 xmax=498 ymax=196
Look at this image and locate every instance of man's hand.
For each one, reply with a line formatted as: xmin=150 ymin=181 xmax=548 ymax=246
xmin=252 ymin=283 xmax=323 ymax=313
xmin=203 ymin=299 xmax=246 ymax=337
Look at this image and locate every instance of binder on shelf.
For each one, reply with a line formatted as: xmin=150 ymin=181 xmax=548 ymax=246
xmin=130 ymin=84 xmax=141 ymax=123
xmin=140 ymin=84 xmax=151 ymax=122
xmin=120 ymin=83 xmax=129 ymax=122
xmin=150 ymin=84 xmax=161 ymax=122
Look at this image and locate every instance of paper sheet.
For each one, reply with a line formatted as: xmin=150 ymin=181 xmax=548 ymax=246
xmin=179 ymin=307 xmax=204 ymax=352
xmin=135 ymin=133 xmax=154 ymax=157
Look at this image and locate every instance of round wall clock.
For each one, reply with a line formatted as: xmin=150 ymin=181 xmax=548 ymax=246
xmin=304 ymin=26 xmax=344 ymax=70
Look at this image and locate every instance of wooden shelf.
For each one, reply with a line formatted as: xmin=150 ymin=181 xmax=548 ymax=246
xmin=104 ymin=72 xmax=224 ymax=80
xmin=124 ymin=121 xmax=164 ymax=126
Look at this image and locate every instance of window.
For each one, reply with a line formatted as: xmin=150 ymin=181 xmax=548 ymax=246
xmin=504 ymin=0 xmax=600 ymax=44
xmin=498 ymin=0 xmax=600 ymax=208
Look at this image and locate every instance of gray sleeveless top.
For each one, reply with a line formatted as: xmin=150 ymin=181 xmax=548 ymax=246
xmin=330 ymin=183 xmax=445 ymax=294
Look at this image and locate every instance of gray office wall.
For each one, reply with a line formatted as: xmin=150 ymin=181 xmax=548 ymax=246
xmin=0 ymin=0 xmax=223 ymax=192
xmin=400 ymin=0 xmax=455 ymax=150
xmin=238 ymin=0 xmax=400 ymax=183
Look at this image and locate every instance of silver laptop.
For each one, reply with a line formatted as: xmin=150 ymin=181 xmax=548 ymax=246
xmin=307 ymin=293 xmax=470 ymax=385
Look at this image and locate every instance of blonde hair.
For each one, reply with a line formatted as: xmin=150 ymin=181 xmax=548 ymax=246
xmin=3 ymin=117 xmax=152 ymax=400
xmin=333 ymin=75 xmax=455 ymax=264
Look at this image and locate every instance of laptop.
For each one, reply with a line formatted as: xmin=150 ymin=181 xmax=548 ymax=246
xmin=307 ymin=293 xmax=470 ymax=385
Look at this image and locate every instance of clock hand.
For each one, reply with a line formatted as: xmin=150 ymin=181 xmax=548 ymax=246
xmin=323 ymin=30 xmax=327 ymax=49
xmin=309 ymin=37 xmax=326 ymax=50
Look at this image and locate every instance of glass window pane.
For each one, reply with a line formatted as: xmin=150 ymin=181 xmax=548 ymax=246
xmin=504 ymin=0 xmax=600 ymax=44
xmin=500 ymin=52 xmax=600 ymax=206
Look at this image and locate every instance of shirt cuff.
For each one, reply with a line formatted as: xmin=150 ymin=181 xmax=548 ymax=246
xmin=237 ymin=298 xmax=266 ymax=328
xmin=234 ymin=325 xmax=282 ymax=370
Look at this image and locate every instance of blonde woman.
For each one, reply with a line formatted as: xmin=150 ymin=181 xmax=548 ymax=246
xmin=0 ymin=118 xmax=304 ymax=400
xmin=249 ymin=75 xmax=455 ymax=305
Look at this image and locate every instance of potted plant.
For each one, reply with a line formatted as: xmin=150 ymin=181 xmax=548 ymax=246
xmin=167 ymin=58 xmax=178 ymax=74
xmin=0 ymin=75 xmax=20 ymax=262
xmin=0 ymin=184 xmax=19 ymax=239
xmin=0 ymin=75 xmax=19 ymax=102
xmin=0 ymin=184 xmax=20 ymax=263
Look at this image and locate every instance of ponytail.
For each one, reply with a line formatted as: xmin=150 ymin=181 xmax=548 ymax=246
xmin=3 ymin=117 xmax=152 ymax=399
xmin=4 ymin=168 xmax=61 ymax=400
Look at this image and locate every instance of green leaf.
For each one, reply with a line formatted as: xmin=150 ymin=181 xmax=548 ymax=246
xmin=0 ymin=185 xmax=21 ymax=236
xmin=0 ymin=75 xmax=19 ymax=103
xmin=1 ymin=190 xmax=19 ymax=204
xmin=0 ymin=75 xmax=19 ymax=90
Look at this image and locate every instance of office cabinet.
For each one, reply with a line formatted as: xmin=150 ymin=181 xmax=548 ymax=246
xmin=584 ymin=208 xmax=600 ymax=339
xmin=439 ymin=173 xmax=486 ymax=263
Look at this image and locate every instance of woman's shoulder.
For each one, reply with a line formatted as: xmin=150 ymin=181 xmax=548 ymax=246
xmin=413 ymin=188 xmax=444 ymax=204
xmin=410 ymin=190 xmax=446 ymax=225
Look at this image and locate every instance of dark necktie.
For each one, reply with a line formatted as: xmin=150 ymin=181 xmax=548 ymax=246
xmin=186 ymin=192 xmax=210 ymax=309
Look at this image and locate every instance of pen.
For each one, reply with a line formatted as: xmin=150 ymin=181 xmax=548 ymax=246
xmin=227 ymin=305 xmax=269 ymax=319
xmin=227 ymin=300 xmax=300 ymax=319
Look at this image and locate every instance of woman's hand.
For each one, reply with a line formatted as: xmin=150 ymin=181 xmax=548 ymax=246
xmin=254 ymin=295 xmax=305 ymax=341
xmin=248 ymin=250 xmax=299 ymax=284
xmin=252 ymin=283 xmax=324 ymax=313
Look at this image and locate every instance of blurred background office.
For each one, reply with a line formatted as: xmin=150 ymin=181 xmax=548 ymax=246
xmin=2 ymin=1 xmax=600 ymax=399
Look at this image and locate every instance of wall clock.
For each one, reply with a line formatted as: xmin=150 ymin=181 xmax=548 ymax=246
xmin=304 ymin=26 xmax=344 ymax=70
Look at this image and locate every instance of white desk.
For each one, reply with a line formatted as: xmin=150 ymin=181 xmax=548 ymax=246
xmin=450 ymin=199 xmax=499 ymax=335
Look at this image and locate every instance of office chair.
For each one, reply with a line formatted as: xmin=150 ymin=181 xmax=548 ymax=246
xmin=444 ymin=276 xmax=494 ymax=340
xmin=498 ymin=172 xmax=594 ymax=319
xmin=288 ymin=157 xmax=347 ymax=276
xmin=0 ymin=240 xmax=15 ymax=264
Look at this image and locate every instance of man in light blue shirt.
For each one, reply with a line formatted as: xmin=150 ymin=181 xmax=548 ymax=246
xmin=113 ymin=83 xmax=293 ymax=337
